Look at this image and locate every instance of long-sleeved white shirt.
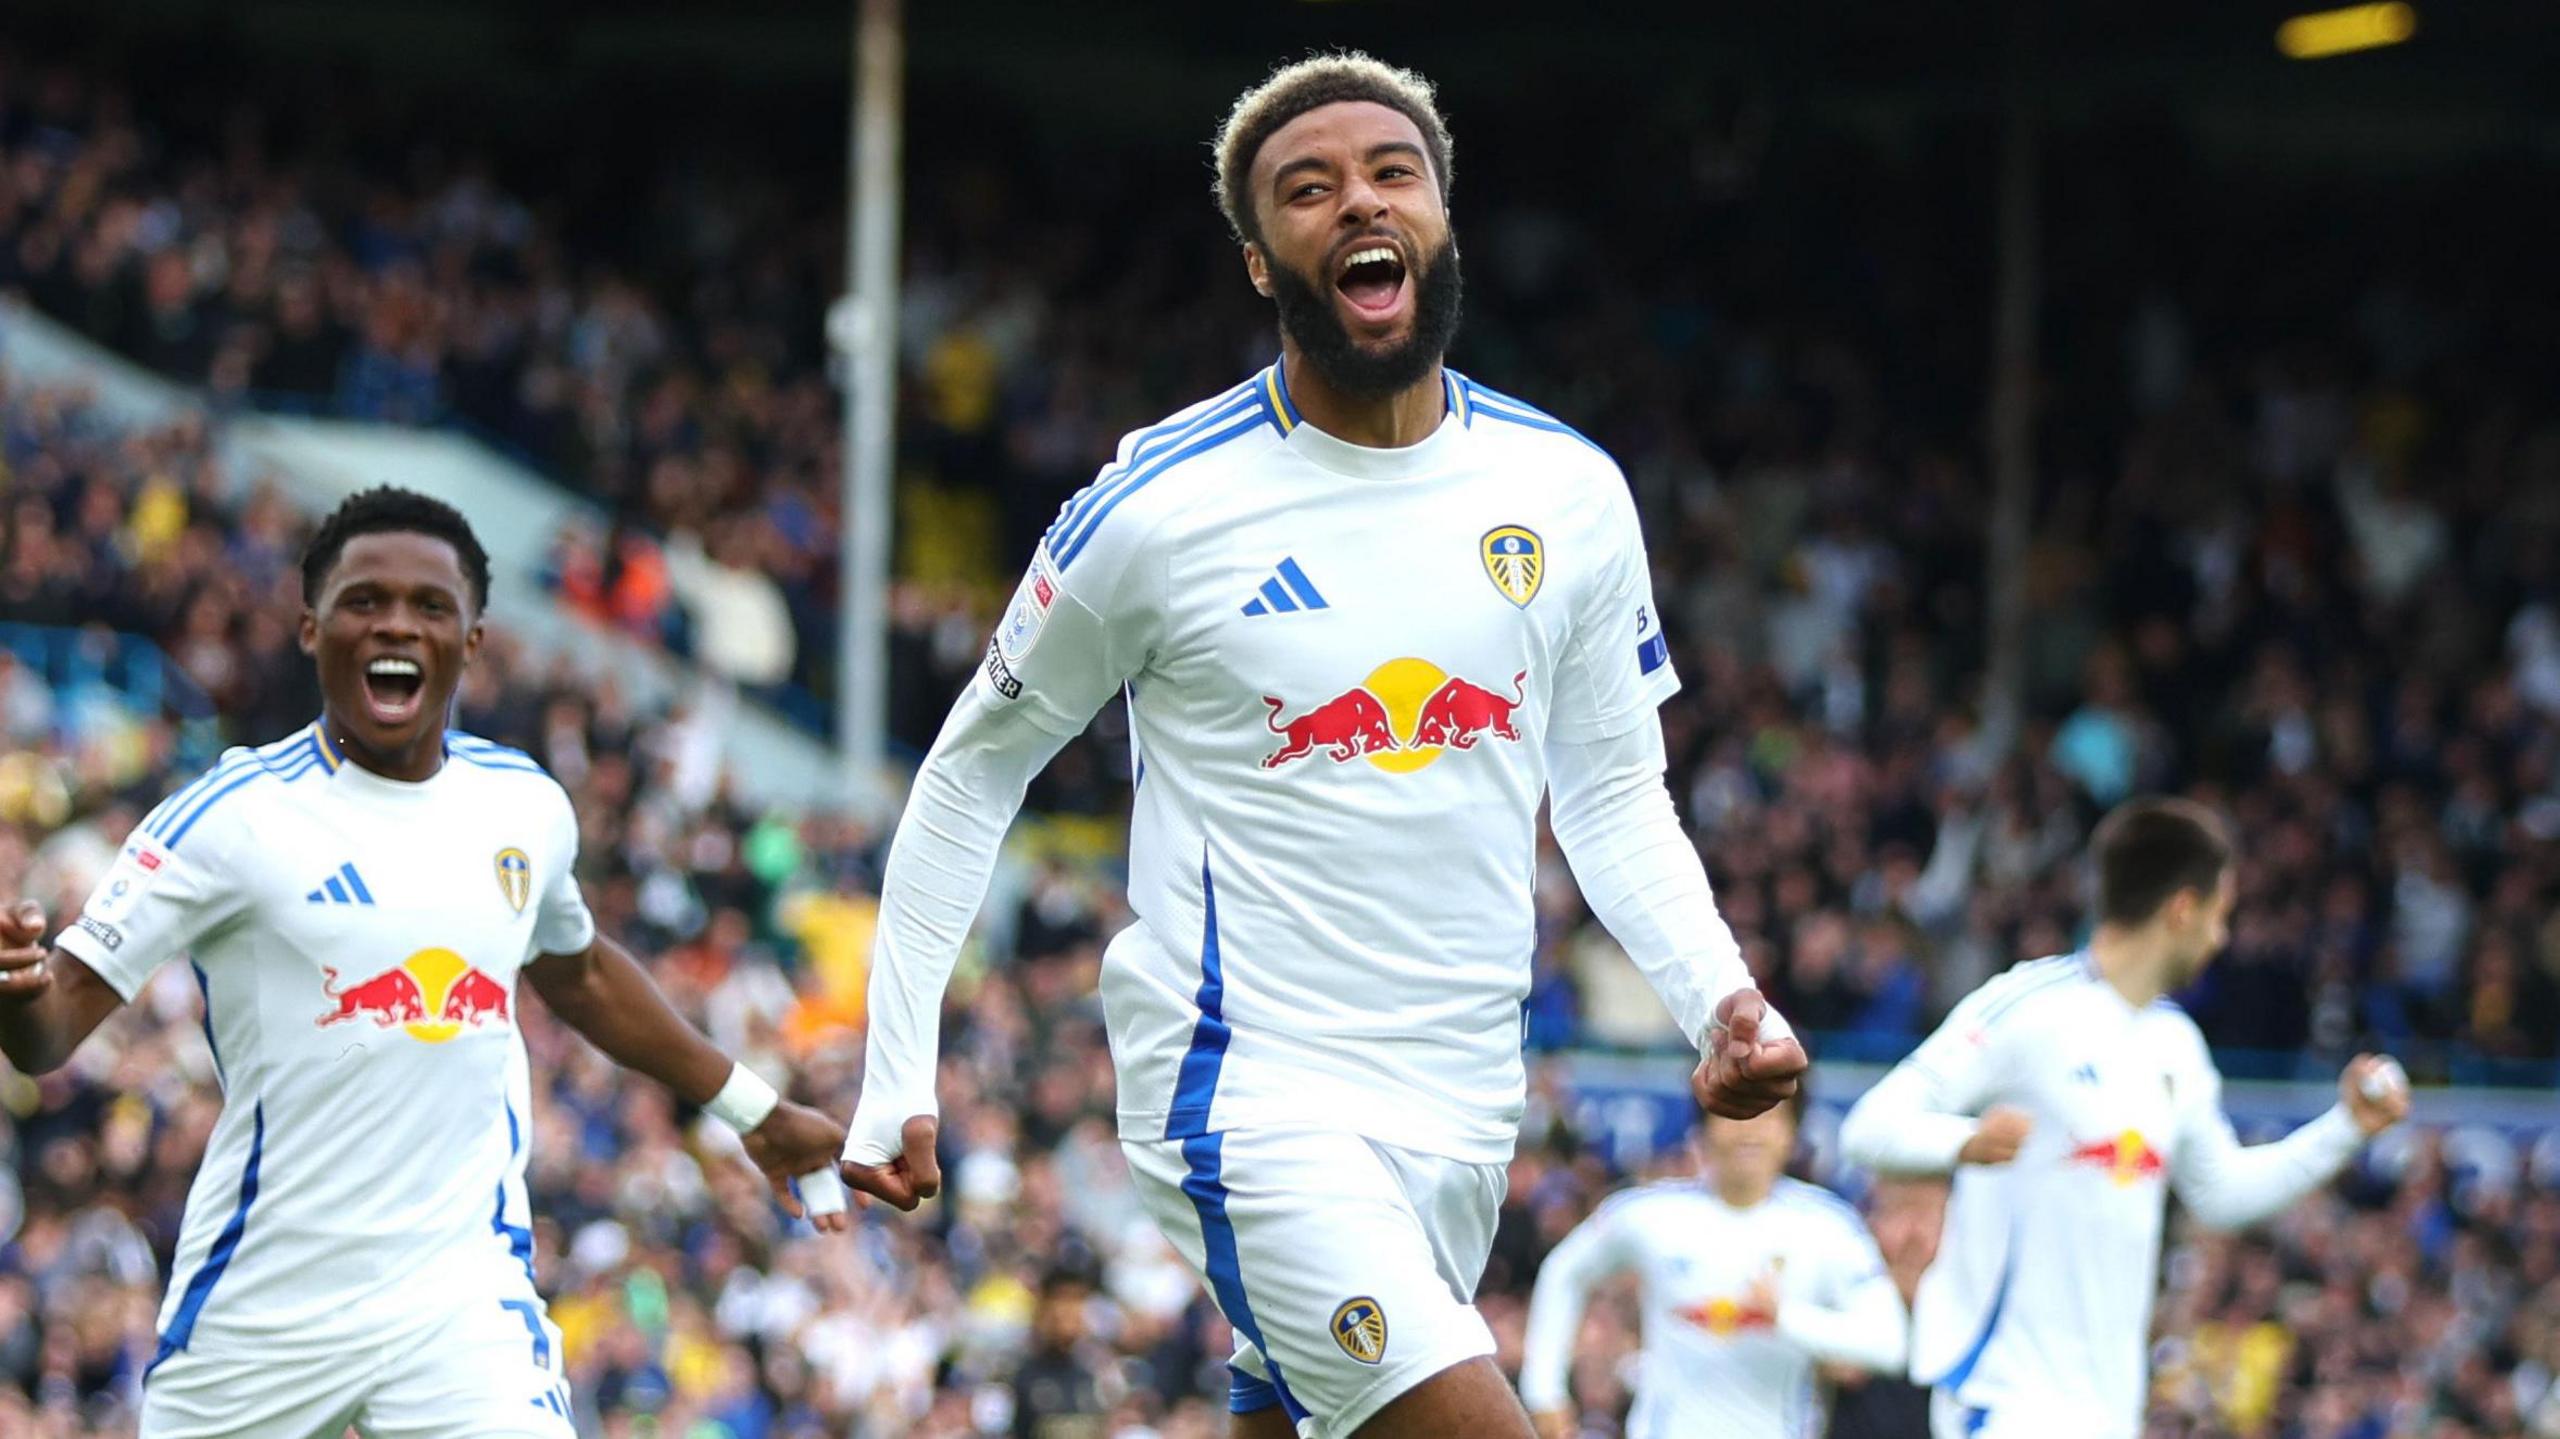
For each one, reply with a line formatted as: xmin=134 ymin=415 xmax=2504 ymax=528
xmin=1520 ymin=1177 xmax=1907 ymax=1439
xmin=845 ymin=366 xmax=1778 ymax=1168
xmin=1838 ymin=953 xmax=2366 ymax=1435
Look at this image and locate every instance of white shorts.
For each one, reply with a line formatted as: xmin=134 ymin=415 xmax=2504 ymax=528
xmin=1123 ymin=1126 xmax=1506 ymax=1438
xmin=141 ymin=1297 xmax=574 ymax=1439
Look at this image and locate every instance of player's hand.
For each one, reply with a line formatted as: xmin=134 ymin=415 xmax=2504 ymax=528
xmin=0 ymin=902 xmax=50 ymax=1002
xmin=1957 ymin=1106 xmax=2032 ymax=1165
xmin=1744 ymin=1265 xmax=1782 ymax=1325
xmin=2340 ymin=1054 xmax=2410 ymax=1136
xmin=840 ymin=1115 xmax=941 ymax=1213
xmin=742 ymin=1101 xmax=853 ymax=1234
xmin=1692 ymin=989 xmax=1807 ymax=1120
xmin=1529 ymin=1409 xmax=1575 ymax=1439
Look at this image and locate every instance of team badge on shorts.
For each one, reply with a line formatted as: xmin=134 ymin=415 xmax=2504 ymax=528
xmin=1481 ymin=526 xmax=1543 ymax=608
xmin=495 ymin=848 xmax=532 ymax=914
xmin=1331 ymin=1297 xmax=1388 ymax=1365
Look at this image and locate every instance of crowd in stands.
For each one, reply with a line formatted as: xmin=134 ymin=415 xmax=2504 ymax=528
xmin=1 ymin=28 xmax=2558 ymax=1439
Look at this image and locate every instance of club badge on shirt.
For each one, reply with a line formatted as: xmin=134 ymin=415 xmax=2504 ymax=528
xmin=495 ymin=847 xmax=531 ymax=914
xmin=1481 ymin=525 xmax=1543 ymax=607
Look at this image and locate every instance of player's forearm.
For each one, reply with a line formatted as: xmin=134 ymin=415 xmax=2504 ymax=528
xmin=1839 ymin=1064 xmax=1976 ymax=1174
xmin=1515 ymin=1282 xmax=1591 ymax=1412
xmin=526 ymin=937 xmax=733 ymax=1105
xmin=1516 ymin=1230 xmax=1613 ymax=1411
xmin=2174 ymin=1104 xmax=2363 ymax=1230
xmin=0 ymin=950 xmax=122 ymax=1075
xmin=1544 ymin=722 xmax=1763 ymax=1046
xmin=859 ymin=696 xmax=1068 ymax=1123
xmin=1775 ymin=1279 xmax=1909 ymax=1374
xmin=0 ymin=970 xmax=76 ymax=1073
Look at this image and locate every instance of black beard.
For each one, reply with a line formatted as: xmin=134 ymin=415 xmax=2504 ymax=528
xmin=1267 ymin=237 xmax=1464 ymax=401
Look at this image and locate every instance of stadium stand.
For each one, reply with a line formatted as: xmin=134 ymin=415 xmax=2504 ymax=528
xmin=0 ymin=21 xmax=2556 ymax=1439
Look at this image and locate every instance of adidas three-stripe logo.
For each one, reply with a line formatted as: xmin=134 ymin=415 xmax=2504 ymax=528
xmin=306 ymin=862 xmax=377 ymax=906
xmin=1240 ymin=558 xmax=1330 ymax=617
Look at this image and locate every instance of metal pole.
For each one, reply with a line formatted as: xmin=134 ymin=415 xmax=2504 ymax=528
xmin=839 ymin=0 xmax=902 ymax=784
xmin=1981 ymin=13 xmax=2039 ymax=762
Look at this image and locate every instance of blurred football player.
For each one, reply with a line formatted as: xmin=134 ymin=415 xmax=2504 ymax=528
xmin=1521 ymin=1096 xmax=1907 ymax=1438
xmin=1840 ymin=797 xmax=2409 ymax=1438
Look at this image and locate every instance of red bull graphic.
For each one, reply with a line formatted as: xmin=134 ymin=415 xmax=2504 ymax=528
xmin=1673 ymin=1291 xmax=1778 ymax=1338
xmin=1261 ymin=690 xmax=1399 ymax=768
xmin=1412 ymin=671 xmax=1526 ymax=749
xmin=1261 ymin=659 xmax=1531 ymax=773
xmin=2068 ymin=1129 xmax=2167 ymax=1185
xmin=318 ymin=947 xmax=511 ymax=1043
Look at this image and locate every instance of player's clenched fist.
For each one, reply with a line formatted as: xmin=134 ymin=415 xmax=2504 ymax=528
xmin=741 ymin=1102 xmax=855 ymax=1234
xmin=1693 ymin=988 xmax=1808 ymax=1120
xmin=1957 ymin=1106 xmax=2032 ymax=1165
xmin=840 ymin=1114 xmax=942 ymax=1212
xmin=2339 ymin=1053 xmax=2411 ymax=1136
xmin=0 ymin=901 xmax=51 ymax=1000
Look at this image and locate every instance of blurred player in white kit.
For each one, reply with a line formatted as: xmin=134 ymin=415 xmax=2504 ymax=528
xmin=1520 ymin=1096 xmax=1908 ymax=1438
xmin=1841 ymin=797 xmax=2409 ymax=1438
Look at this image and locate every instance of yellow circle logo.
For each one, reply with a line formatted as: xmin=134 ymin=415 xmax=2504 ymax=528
xmin=1360 ymin=658 xmax=1449 ymax=773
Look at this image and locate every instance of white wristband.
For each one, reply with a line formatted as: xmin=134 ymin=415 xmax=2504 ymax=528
xmin=705 ymin=1063 xmax=781 ymax=1134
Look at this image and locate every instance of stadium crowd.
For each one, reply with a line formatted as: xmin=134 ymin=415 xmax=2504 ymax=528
xmin=1 ymin=28 xmax=2558 ymax=1439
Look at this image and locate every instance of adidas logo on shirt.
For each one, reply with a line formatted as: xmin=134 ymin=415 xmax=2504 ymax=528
xmin=1240 ymin=558 xmax=1330 ymax=617
xmin=305 ymin=862 xmax=377 ymax=906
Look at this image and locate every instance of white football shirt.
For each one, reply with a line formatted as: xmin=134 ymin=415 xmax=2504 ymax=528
xmin=1519 ymin=1177 xmax=1906 ymax=1439
xmin=56 ymin=722 xmax=594 ymax=1361
xmin=1842 ymin=954 xmax=2364 ymax=1436
xmin=980 ymin=365 xmax=1679 ymax=1163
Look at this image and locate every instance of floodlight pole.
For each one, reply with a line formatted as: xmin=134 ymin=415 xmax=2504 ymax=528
xmin=839 ymin=0 xmax=902 ymax=784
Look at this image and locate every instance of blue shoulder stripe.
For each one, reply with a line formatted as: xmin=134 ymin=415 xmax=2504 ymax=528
xmin=1049 ymin=381 xmax=1260 ymax=547
xmin=1053 ymin=404 xmax=1270 ymax=569
xmin=163 ymin=745 xmax=326 ymax=849
xmin=1049 ymin=391 xmax=1265 ymax=563
xmin=143 ymin=755 xmax=255 ymax=840
xmin=1461 ymin=379 xmax=1609 ymax=458
xmin=147 ymin=740 xmax=324 ymax=848
xmin=447 ymin=731 xmax=541 ymax=764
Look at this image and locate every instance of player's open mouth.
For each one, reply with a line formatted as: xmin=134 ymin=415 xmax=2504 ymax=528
xmin=1335 ymin=243 xmax=1409 ymax=325
xmin=361 ymin=656 xmax=426 ymax=724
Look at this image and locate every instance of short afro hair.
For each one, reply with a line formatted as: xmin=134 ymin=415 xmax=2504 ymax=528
xmin=300 ymin=485 xmax=491 ymax=613
xmin=1213 ymin=51 xmax=1454 ymax=246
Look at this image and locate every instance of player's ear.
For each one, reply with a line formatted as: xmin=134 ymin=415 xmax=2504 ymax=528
xmin=1244 ymin=242 xmax=1272 ymax=299
xmin=462 ymin=618 xmax=485 ymax=668
xmin=298 ymin=609 xmax=318 ymax=656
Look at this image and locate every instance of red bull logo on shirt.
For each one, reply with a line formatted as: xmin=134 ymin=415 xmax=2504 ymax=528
xmin=1673 ymin=1291 xmax=1778 ymax=1338
xmin=1261 ymin=659 xmax=1528 ymax=773
xmin=2068 ymin=1128 xmax=2167 ymax=1185
xmin=317 ymin=947 xmax=511 ymax=1043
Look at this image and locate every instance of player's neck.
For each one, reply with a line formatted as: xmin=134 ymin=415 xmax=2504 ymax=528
xmin=2087 ymin=925 xmax=2174 ymax=1008
xmin=1278 ymin=349 xmax=1447 ymax=449
xmin=323 ymin=714 xmax=445 ymax=784
xmin=1708 ymin=1168 xmax=1775 ymax=1209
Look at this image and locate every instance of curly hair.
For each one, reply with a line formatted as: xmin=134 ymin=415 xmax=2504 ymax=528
xmin=300 ymin=485 xmax=491 ymax=613
xmin=1213 ymin=51 xmax=1454 ymax=246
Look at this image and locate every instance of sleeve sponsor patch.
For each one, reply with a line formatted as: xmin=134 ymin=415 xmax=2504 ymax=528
xmin=1635 ymin=606 xmax=1670 ymax=675
xmin=994 ymin=553 xmax=1060 ymax=663
xmin=982 ymin=641 xmax=1024 ymax=700
xmin=74 ymin=916 xmax=124 ymax=951
xmin=95 ymin=839 xmax=173 ymax=919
